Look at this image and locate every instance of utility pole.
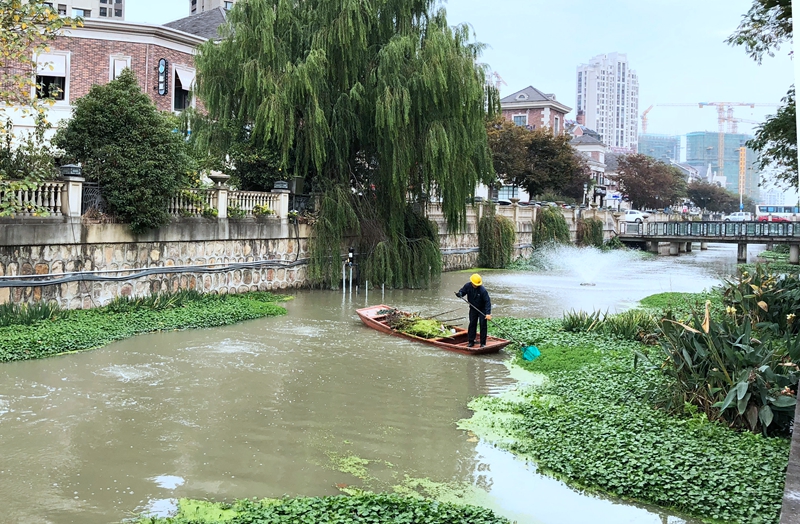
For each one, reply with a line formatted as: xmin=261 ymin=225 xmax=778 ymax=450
xmin=795 ymin=1 xmax=800 ymax=206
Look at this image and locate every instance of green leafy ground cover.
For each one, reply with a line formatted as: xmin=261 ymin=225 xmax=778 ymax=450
xmin=468 ymin=317 xmax=791 ymax=524
xmin=0 ymin=292 xmax=289 ymax=362
xmin=135 ymin=494 xmax=510 ymax=524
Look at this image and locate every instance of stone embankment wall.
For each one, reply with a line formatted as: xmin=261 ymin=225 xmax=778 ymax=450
xmin=0 ymin=206 xmax=620 ymax=308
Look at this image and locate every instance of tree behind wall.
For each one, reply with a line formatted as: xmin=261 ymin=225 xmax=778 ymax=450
xmin=615 ymin=154 xmax=686 ymax=210
xmin=194 ymin=0 xmax=497 ymax=287
xmin=54 ymin=69 xmax=194 ymax=233
xmin=477 ymin=204 xmax=516 ymax=268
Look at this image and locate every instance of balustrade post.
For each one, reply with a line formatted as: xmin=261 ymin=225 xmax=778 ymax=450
xmin=790 ymin=245 xmax=799 ymax=265
xmin=737 ymin=243 xmax=748 ymax=263
xmin=271 ymin=188 xmax=290 ymax=219
xmin=215 ymin=186 xmax=229 ymax=218
xmin=60 ymin=176 xmax=84 ymax=217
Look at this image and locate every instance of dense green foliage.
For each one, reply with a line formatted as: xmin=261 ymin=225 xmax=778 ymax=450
xmin=194 ymin=0 xmax=497 ymax=286
xmin=53 ymin=69 xmax=194 ymax=233
xmin=616 ymin=154 xmax=687 ymax=210
xmin=477 ymin=317 xmax=790 ymax=524
xmin=485 ymin=117 xmax=589 ymax=200
xmin=531 ymin=206 xmax=570 ymax=245
xmin=0 ymin=291 xmax=288 ymax=362
xmin=575 ymin=217 xmax=603 ymax=248
xmin=477 ymin=204 xmax=516 ymax=268
xmin=562 ymin=308 xmax=658 ymax=342
xmin=748 ymin=87 xmax=797 ymax=190
xmin=135 ymin=494 xmax=510 ymax=524
xmin=0 ymin=300 xmax=65 ymax=327
xmin=0 ymin=115 xmax=60 ymax=216
xmin=687 ymin=180 xmax=755 ymax=213
xmin=727 ymin=1 xmax=796 ymax=190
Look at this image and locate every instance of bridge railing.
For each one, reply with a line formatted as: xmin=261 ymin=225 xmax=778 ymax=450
xmin=637 ymin=221 xmax=800 ymax=239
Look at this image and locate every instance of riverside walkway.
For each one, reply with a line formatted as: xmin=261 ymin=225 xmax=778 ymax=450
xmin=618 ymin=221 xmax=800 ymax=263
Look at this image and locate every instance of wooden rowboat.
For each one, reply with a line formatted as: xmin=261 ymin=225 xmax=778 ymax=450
xmin=355 ymin=304 xmax=512 ymax=355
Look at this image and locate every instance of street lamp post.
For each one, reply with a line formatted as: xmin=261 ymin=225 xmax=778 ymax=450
xmin=583 ymin=182 xmax=588 ymax=206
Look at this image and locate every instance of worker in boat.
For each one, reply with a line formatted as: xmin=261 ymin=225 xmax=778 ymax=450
xmin=455 ymin=273 xmax=492 ymax=348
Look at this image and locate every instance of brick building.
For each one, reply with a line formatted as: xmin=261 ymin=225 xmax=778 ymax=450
xmin=2 ymin=18 xmax=206 ymax=137
xmin=499 ymin=86 xmax=572 ymax=135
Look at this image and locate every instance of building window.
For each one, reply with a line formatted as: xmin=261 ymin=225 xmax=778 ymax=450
xmin=58 ymin=4 xmax=66 ymax=14
xmin=224 ymin=0 xmax=233 ymax=8
xmin=498 ymin=185 xmax=519 ymax=200
xmin=100 ymin=0 xmax=107 ymax=3
xmin=36 ymin=76 xmax=65 ymax=100
xmin=512 ymin=115 xmax=526 ymax=127
xmin=554 ymin=116 xmax=560 ymax=135
xmin=173 ymin=66 xmax=196 ymax=112
xmin=110 ymin=55 xmax=131 ymax=80
xmin=35 ymin=52 xmax=68 ymax=101
xmin=114 ymin=8 xmax=122 ymax=16
xmin=99 ymin=7 xmax=107 ymax=16
xmin=72 ymin=8 xmax=90 ymax=17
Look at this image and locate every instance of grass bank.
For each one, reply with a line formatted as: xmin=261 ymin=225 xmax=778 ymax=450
xmin=0 ymin=290 xmax=289 ymax=363
xmin=135 ymin=494 xmax=510 ymax=524
xmin=466 ymin=316 xmax=790 ymax=524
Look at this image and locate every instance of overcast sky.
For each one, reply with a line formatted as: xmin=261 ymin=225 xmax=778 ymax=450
xmin=128 ymin=0 xmax=795 ymax=193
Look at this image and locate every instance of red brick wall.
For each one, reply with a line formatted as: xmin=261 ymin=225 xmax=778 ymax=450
xmin=51 ymin=36 xmax=196 ymax=112
xmin=501 ymin=107 xmax=568 ymax=134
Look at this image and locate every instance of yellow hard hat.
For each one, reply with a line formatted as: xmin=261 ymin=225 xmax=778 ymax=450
xmin=470 ymin=273 xmax=482 ymax=286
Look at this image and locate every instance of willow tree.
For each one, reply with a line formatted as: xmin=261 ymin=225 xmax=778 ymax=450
xmin=194 ymin=0 xmax=497 ymax=288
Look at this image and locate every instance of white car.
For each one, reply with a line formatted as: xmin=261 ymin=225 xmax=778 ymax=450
xmin=724 ymin=211 xmax=753 ymax=222
xmin=623 ymin=209 xmax=650 ymax=223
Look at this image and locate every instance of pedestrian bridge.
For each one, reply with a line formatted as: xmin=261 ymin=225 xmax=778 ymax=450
xmin=617 ymin=221 xmax=800 ymax=263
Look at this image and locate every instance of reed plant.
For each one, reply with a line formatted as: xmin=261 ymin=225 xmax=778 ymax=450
xmin=0 ymin=301 xmax=67 ymax=327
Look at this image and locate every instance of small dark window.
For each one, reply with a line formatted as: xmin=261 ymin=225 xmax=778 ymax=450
xmin=58 ymin=4 xmax=66 ymax=14
xmin=36 ymin=76 xmax=65 ymax=100
xmin=100 ymin=0 xmax=107 ymax=3
xmin=99 ymin=7 xmax=107 ymax=16
xmin=173 ymin=75 xmax=191 ymax=111
xmin=114 ymin=8 xmax=122 ymax=16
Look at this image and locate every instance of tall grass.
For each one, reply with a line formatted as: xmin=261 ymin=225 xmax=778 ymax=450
xmin=0 ymin=301 xmax=67 ymax=327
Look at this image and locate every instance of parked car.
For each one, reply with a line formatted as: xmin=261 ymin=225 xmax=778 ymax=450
xmin=623 ymin=209 xmax=650 ymax=223
xmin=757 ymin=214 xmax=790 ymax=223
xmin=724 ymin=211 xmax=753 ymax=222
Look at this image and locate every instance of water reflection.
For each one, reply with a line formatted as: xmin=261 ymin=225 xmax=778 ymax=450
xmin=0 ymin=244 xmax=747 ymax=523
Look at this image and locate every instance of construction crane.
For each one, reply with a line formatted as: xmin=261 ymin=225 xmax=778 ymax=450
xmin=489 ymin=71 xmax=507 ymax=93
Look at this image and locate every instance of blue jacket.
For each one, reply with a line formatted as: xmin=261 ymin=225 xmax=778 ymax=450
xmin=457 ymin=283 xmax=491 ymax=315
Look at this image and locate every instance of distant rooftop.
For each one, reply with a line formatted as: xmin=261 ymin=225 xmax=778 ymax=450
xmin=500 ymin=86 xmax=559 ymax=104
xmin=164 ymin=7 xmax=227 ymax=40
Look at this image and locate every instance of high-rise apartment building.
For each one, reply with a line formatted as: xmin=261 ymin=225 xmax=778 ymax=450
xmin=191 ymin=0 xmax=235 ymax=15
xmin=638 ymin=134 xmax=680 ymax=162
xmin=576 ymin=53 xmax=639 ymax=153
xmin=45 ymin=0 xmax=125 ymax=20
xmin=685 ymin=132 xmax=760 ymax=201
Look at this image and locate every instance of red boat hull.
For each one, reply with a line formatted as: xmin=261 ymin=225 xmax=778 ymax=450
xmin=355 ymin=304 xmax=512 ymax=355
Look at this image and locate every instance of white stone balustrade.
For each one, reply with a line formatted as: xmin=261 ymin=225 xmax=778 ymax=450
xmin=169 ymin=189 xmax=217 ymax=217
xmin=8 ymin=181 xmax=66 ymax=216
xmin=228 ymin=191 xmax=283 ymax=216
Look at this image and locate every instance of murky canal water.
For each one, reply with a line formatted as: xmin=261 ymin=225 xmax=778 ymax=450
xmin=0 ymin=244 xmax=759 ymax=523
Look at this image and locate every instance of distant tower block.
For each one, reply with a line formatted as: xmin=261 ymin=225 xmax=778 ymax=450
xmin=191 ymin=0 xmax=235 ymax=14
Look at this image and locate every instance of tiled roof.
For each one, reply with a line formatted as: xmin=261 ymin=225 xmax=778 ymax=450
xmin=500 ymin=86 xmax=557 ymax=104
xmin=164 ymin=7 xmax=227 ymax=40
xmin=570 ymin=134 xmax=604 ymax=146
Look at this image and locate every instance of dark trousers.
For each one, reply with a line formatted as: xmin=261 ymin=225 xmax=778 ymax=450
xmin=468 ymin=309 xmax=488 ymax=345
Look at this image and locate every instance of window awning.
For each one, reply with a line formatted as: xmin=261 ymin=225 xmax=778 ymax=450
xmin=174 ymin=67 xmax=196 ymax=90
xmin=37 ymin=54 xmax=66 ymax=76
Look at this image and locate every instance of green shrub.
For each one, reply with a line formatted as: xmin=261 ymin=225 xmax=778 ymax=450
xmin=602 ymin=309 xmax=658 ymax=342
xmin=656 ymin=304 xmax=799 ymax=435
xmin=135 ymin=494 xmax=510 ymax=524
xmin=53 ymin=69 xmax=194 ymax=233
xmin=576 ymin=217 xmax=603 ymax=247
xmin=0 ymin=301 xmax=67 ymax=327
xmin=562 ymin=309 xmax=605 ymax=332
xmin=532 ymin=206 xmax=570 ymax=245
xmin=477 ymin=204 xmax=516 ymax=268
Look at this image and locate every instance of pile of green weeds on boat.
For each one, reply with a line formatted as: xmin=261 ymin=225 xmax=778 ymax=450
xmin=379 ymin=308 xmax=458 ymax=339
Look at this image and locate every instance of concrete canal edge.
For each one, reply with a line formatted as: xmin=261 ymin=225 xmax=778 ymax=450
xmin=781 ymin=401 xmax=800 ymax=523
